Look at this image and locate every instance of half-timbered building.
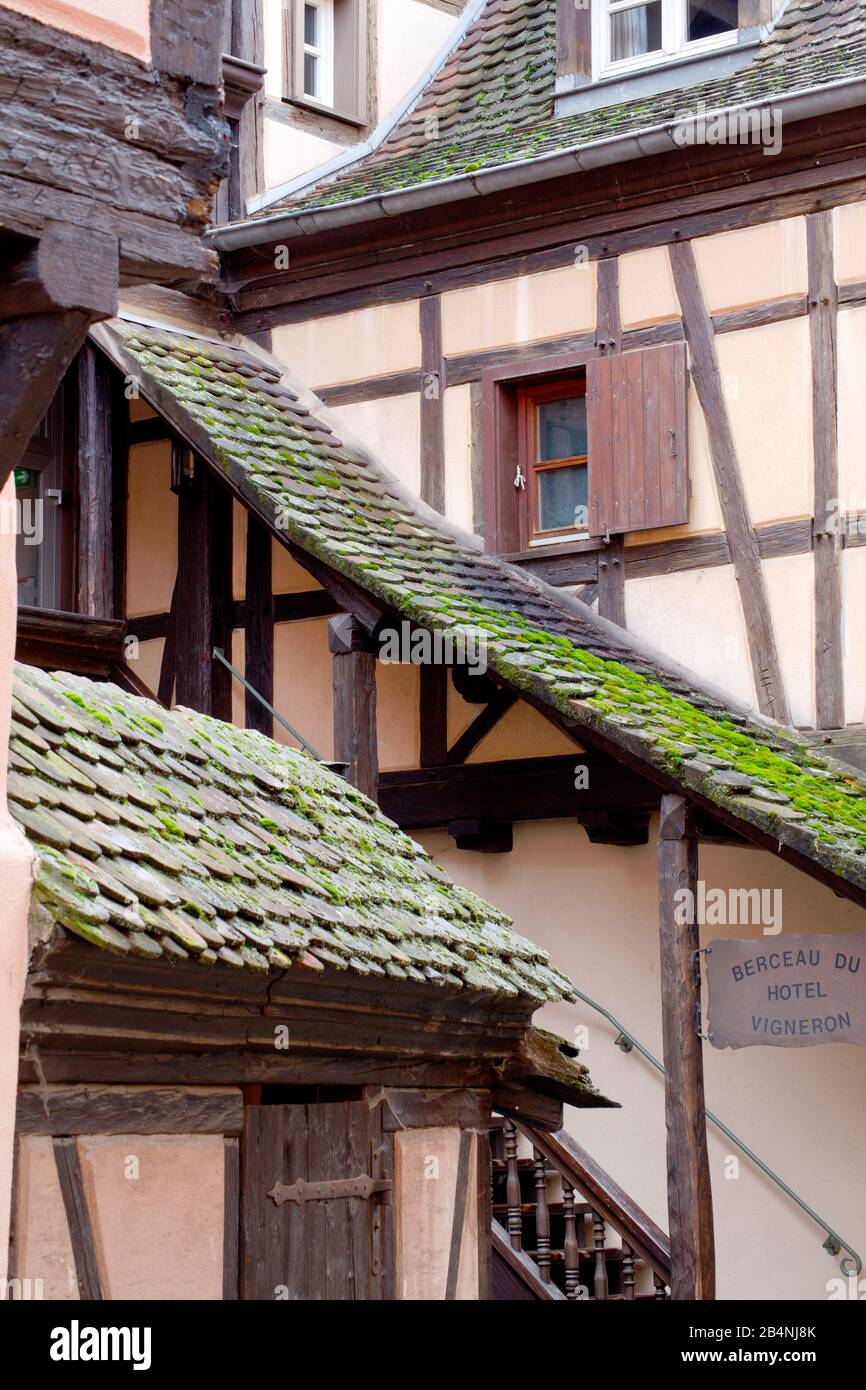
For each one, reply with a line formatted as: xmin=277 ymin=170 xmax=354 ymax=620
xmin=2 ymin=0 xmax=866 ymax=1303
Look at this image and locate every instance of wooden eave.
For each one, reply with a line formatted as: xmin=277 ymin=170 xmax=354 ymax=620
xmin=220 ymin=105 xmax=866 ymax=330
xmin=20 ymin=936 xmax=613 ymax=1123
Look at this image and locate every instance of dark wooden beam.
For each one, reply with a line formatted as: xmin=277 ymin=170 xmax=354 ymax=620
xmin=594 ymin=258 xmax=626 ymax=627
xmin=576 ymin=808 xmax=650 ymax=846
xmin=807 ymin=211 xmax=844 ymax=730
xmin=0 ymin=312 xmax=93 ymax=489
xmin=329 ymin=613 xmax=378 ymax=800
xmin=657 ymin=794 xmax=715 ymax=1301
xmin=669 ymin=240 xmax=789 ymax=724
xmin=420 ymin=664 xmax=448 ymax=767
xmin=17 ymin=1085 xmax=243 ymax=1135
xmin=446 ymin=689 xmax=516 ymax=764
xmin=420 ymin=294 xmax=445 ymax=511
xmin=447 ymin=818 xmax=513 ymax=853
xmin=244 ymin=515 xmax=274 ymax=733
xmin=0 ymin=224 xmax=117 ymax=325
xmin=158 ymin=580 xmax=180 ymax=706
xmin=174 ymin=461 xmax=234 ymax=718
xmin=223 ymin=1136 xmax=240 ymax=1301
xmin=15 ymin=608 xmax=125 ymax=678
xmin=378 ymin=753 xmax=658 ymax=830
xmin=53 ymin=1137 xmax=103 ymax=1300
xmin=76 ymin=343 xmax=115 ymax=618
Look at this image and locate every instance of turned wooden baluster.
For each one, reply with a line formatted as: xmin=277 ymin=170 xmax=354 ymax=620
xmin=592 ymin=1209 xmax=609 ymax=1300
xmin=622 ymin=1242 xmax=636 ymax=1300
xmin=533 ymin=1149 xmax=551 ymax=1283
xmin=562 ymin=1183 xmax=580 ymax=1300
xmin=654 ymin=1272 xmax=669 ymax=1299
xmin=503 ymin=1118 xmax=523 ymax=1251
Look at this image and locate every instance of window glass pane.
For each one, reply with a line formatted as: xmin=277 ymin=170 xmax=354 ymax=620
xmin=610 ymin=1 xmax=662 ymax=60
xmin=15 ymin=470 xmax=41 ymax=608
xmin=304 ymin=3 xmax=318 ymax=47
xmin=304 ymin=52 xmax=318 ymax=97
xmin=688 ymin=0 xmax=738 ymax=41
xmin=537 ymin=396 xmax=587 ymax=462
xmin=537 ymin=464 xmax=588 ymax=533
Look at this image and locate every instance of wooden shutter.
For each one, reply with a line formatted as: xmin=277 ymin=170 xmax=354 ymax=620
xmin=587 ymin=342 xmax=689 ymax=537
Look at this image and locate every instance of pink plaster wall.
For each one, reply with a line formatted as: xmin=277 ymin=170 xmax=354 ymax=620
xmin=0 ymin=0 xmax=151 ymax=61
xmin=0 ymin=475 xmax=35 ymax=1280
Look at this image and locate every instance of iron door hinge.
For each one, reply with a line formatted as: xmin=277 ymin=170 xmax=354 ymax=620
xmin=268 ymin=1173 xmax=393 ymax=1206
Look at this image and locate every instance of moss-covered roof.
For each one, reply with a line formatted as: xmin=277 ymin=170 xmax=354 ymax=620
xmin=97 ymin=319 xmax=866 ymax=904
xmin=237 ymin=0 xmax=866 ymax=224
xmin=10 ymin=662 xmax=575 ymax=1002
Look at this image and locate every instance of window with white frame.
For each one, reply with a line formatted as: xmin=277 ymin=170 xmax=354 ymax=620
xmin=596 ymin=0 xmax=738 ymax=76
xmin=301 ymin=0 xmax=334 ymax=106
xmin=287 ymin=0 xmax=367 ymax=124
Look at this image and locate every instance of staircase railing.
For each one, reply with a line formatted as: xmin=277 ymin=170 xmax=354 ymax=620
xmin=491 ymin=1115 xmax=671 ymax=1300
xmin=572 ymin=985 xmax=862 ymax=1278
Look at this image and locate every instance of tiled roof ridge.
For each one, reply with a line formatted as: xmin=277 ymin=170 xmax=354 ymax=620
xmin=11 ymin=660 xmax=577 ymax=1003
xmin=100 ymin=320 xmax=866 ymax=903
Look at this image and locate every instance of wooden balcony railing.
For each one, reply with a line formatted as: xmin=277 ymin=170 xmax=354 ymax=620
xmin=491 ymin=1116 xmax=671 ymax=1301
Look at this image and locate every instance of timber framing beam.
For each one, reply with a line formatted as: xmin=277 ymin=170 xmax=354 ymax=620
xmin=174 ymin=459 xmax=234 ymax=719
xmin=669 ymin=240 xmax=789 ymax=724
xmin=329 ymin=613 xmax=379 ymax=799
xmin=594 ymin=257 xmax=626 ymax=626
xmin=807 ymin=211 xmax=844 ymax=730
xmin=420 ymin=294 xmax=446 ymax=511
xmin=244 ymin=514 xmax=275 ymax=734
xmin=657 ymin=794 xmax=715 ymax=1301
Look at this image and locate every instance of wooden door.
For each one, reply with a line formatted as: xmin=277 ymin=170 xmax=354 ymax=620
xmin=240 ymin=1099 xmax=393 ymax=1300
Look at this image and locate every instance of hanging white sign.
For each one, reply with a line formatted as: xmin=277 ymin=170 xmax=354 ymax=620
xmin=706 ymin=931 xmax=866 ymax=1049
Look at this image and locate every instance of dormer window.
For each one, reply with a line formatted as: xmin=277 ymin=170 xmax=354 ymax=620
xmin=596 ymin=0 xmax=738 ymax=77
xmin=286 ymin=0 xmax=368 ymax=126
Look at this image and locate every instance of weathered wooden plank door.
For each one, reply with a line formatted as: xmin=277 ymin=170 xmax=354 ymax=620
xmin=240 ymin=1100 xmax=393 ymax=1300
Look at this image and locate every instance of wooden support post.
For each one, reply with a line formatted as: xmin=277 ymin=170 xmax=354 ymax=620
xmin=419 ymin=664 xmax=448 ymax=767
xmin=329 ymin=613 xmax=378 ymax=801
xmin=595 ymin=258 xmax=627 ymax=626
xmin=76 ymin=343 xmax=115 ymax=618
xmin=244 ymin=515 xmax=274 ymax=734
xmin=174 ymin=461 xmax=233 ymax=719
xmin=807 ymin=211 xmax=844 ymax=730
xmin=658 ymin=794 xmax=715 ymax=1300
xmin=420 ymin=295 xmax=445 ymax=512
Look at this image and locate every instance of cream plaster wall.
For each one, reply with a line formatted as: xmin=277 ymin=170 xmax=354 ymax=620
xmin=134 ymin=638 xmax=164 ymax=700
xmin=625 ymin=565 xmax=757 ymax=710
xmin=126 ymin=441 xmax=177 ymax=618
xmin=378 ymin=0 xmax=456 ymax=115
xmin=79 ymin=1134 xmax=224 ymax=1299
xmin=715 ymin=317 xmax=814 ymax=525
xmin=691 ymin=218 xmax=808 ymax=315
xmin=419 ymin=818 xmax=866 ymax=1302
xmin=273 ymin=617 xmax=334 ymax=758
xmin=0 ymin=476 xmax=34 ymax=1281
xmin=837 ymin=306 xmax=866 ymax=516
xmin=1 ymin=0 xmax=150 ymax=59
xmin=443 ymin=384 xmax=475 ymax=533
xmin=377 ymin=660 xmax=420 ymax=771
xmin=843 ymin=548 xmax=866 ymax=726
xmin=441 ymin=262 xmax=597 ymax=357
xmin=264 ymin=119 xmax=343 ymax=191
xmin=394 ymin=1126 xmax=480 ymax=1300
xmin=619 ymin=246 xmax=680 ymax=329
xmin=274 ymin=301 xmax=421 ymax=387
xmin=14 ymin=1136 xmax=79 ymax=1298
xmin=833 ymin=198 xmax=866 ymax=285
xmin=763 ymin=552 xmax=815 ymax=730
xmin=329 ymin=394 xmax=421 ymax=494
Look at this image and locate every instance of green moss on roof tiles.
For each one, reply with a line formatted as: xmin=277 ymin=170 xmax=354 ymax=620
xmin=107 ymin=321 xmax=866 ymax=898
xmin=11 ymin=663 xmax=574 ymax=1002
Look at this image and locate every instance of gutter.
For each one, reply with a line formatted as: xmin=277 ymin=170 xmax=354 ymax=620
xmin=209 ymin=72 xmax=866 ymax=252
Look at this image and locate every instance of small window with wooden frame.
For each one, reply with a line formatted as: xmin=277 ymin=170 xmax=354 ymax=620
xmin=284 ymin=0 xmax=368 ymax=126
xmin=483 ymin=342 xmax=689 ymax=557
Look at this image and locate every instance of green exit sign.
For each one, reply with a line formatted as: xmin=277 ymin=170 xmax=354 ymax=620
xmin=14 ymin=468 xmax=34 ymax=490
